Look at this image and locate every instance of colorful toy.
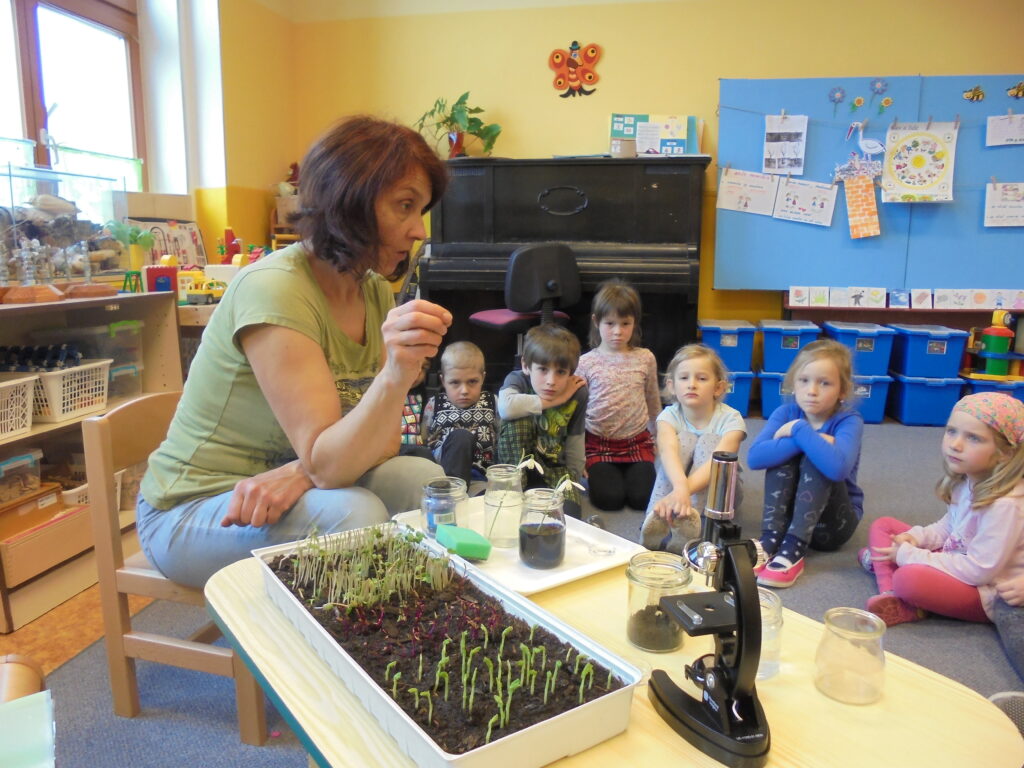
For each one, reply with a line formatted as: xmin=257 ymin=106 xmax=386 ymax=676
xmin=961 ymin=311 xmax=1024 ymax=381
xmin=186 ymin=279 xmax=227 ymax=305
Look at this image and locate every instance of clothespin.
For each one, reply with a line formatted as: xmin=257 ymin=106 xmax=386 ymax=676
xmin=991 ymin=175 xmax=998 ymax=189
xmin=890 ymin=116 xmax=899 ymax=131
xmin=780 ymin=109 xmax=786 ymax=121
xmin=926 ymin=115 xmax=933 ymax=130
xmin=723 ymin=162 xmax=732 ymax=178
xmin=715 ymin=103 xmax=720 ymax=117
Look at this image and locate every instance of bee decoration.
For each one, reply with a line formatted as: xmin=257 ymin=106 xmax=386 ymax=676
xmin=962 ymin=86 xmax=985 ymax=102
xmin=1008 ymin=81 xmax=1024 ymax=99
xmin=549 ymin=41 xmax=602 ymax=98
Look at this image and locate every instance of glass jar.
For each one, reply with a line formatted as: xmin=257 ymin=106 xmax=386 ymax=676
xmin=625 ymin=551 xmax=692 ymax=653
xmin=421 ymin=476 xmax=468 ymax=537
xmin=813 ymin=607 xmax=886 ymax=705
xmin=519 ymin=488 xmax=566 ymax=569
xmin=483 ymin=464 xmax=523 ymax=548
xmin=756 ymin=587 xmax=783 ymax=681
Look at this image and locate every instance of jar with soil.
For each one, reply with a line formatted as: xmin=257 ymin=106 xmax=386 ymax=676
xmin=626 ymin=551 xmax=692 ymax=652
xmin=519 ymin=488 xmax=565 ymax=569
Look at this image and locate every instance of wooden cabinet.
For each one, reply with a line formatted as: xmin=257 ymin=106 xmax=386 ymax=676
xmin=0 ymin=292 xmax=182 ymax=632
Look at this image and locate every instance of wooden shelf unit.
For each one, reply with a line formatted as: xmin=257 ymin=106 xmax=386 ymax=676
xmin=0 ymin=292 xmax=183 ymax=632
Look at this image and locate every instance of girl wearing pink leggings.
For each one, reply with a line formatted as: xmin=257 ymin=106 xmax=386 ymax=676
xmin=863 ymin=392 xmax=1024 ymax=627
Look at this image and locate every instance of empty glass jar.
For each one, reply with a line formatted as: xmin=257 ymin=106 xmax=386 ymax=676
xmin=626 ymin=551 xmax=692 ymax=652
xmin=421 ymin=476 xmax=467 ymax=537
xmin=483 ymin=464 xmax=522 ymax=548
xmin=814 ymin=607 xmax=886 ymax=705
xmin=519 ymin=488 xmax=565 ymax=569
xmin=756 ymin=587 xmax=783 ymax=681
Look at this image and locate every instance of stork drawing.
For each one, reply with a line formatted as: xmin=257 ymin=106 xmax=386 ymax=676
xmin=846 ymin=121 xmax=886 ymax=162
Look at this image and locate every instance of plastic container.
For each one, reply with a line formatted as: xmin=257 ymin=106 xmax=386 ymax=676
xmin=981 ymin=325 xmax=1015 ymax=376
xmin=0 ymin=449 xmax=43 ymax=506
xmin=30 ymin=359 xmax=112 ymax=423
xmin=483 ymin=464 xmax=523 ymax=549
xmin=626 ymin=551 xmax=691 ymax=653
xmin=421 ymin=477 xmax=467 ymax=537
xmin=519 ymin=488 xmax=565 ymax=570
xmin=698 ymin=320 xmax=756 ymax=373
xmin=888 ymin=324 xmax=969 ymax=379
xmin=963 ymin=377 xmax=1024 ymax=404
xmin=757 ymin=370 xmax=787 ymax=418
xmin=887 ymin=373 xmax=964 ymax=426
xmin=723 ymin=370 xmax=754 ymax=417
xmin=0 ymin=374 xmax=38 ymax=440
xmin=757 ymin=587 xmax=783 ymax=681
xmin=107 ymin=364 xmax=143 ymax=401
xmin=30 ymin=320 xmax=144 ymax=371
xmin=758 ymin=319 xmax=820 ymax=373
xmin=823 ymin=322 xmax=896 ymax=376
xmin=851 ymin=374 xmax=892 ymax=424
xmin=814 ymin=607 xmax=886 ymax=705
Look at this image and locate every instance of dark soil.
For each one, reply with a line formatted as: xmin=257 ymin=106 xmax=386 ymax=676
xmin=518 ymin=522 xmax=565 ymax=569
xmin=626 ymin=604 xmax=682 ymax=651
xmin=270 ymin=547 xmax=625 ymax=754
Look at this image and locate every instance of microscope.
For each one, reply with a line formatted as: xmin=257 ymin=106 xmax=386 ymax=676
xmin=647 ymin=451 xmax=771 ymax=768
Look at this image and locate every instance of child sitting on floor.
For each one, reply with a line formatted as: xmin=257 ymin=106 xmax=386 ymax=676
xmin=862 ymin=392 xmax=1024 ymax=628
xmin=496 ymin=324 xmax=588 ymax=518
xmin=422 ymin=341 xmax=497 ymax=485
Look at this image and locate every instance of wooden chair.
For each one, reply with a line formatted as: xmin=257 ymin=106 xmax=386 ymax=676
xmin=82 ymin=392 xmax=267 ymax=745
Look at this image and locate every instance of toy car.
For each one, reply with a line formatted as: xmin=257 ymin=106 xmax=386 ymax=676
xmin=186 ymin=279 xmax=227 ymax=305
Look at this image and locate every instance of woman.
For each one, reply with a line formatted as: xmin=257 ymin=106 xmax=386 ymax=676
xmin=137 ymin=116 xmax=451 ymax=587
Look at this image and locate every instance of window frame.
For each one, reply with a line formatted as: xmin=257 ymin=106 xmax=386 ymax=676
xmin=10 ymin=0 xmax=146 ymax=186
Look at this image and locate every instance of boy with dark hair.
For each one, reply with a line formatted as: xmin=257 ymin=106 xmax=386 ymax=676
xmin=496 ymin=324 xmax=588 ymax=518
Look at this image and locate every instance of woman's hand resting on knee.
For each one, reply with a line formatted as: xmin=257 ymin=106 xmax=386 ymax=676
xmin=221 ymin=460 xmax=315 ymax=528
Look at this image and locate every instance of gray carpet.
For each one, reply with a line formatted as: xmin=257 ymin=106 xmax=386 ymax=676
xmin=591 ymin=417 xmax=1022 ymax=698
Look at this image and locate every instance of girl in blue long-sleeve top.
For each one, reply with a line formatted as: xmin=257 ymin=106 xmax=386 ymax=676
xmin=749 ymin=340 xmax=864 ymax=588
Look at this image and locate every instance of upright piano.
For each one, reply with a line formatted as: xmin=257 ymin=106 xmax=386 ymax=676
xmin=420 ymin=155 xmax=711 ymax=384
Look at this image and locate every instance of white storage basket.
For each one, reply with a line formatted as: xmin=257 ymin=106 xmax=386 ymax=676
xmin=61 ymin=467 xmax=125 ymax=508
xmin=0 ymin=374 xmax=38 ymax=439
xmin=30 ymin=359 xmax=113 ymax=423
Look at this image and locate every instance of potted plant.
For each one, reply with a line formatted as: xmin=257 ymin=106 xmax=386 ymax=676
xmin=106 ymin=221 xmax=155 ymax=272
xmin=414 ymin=92 xmax=502 ymax=158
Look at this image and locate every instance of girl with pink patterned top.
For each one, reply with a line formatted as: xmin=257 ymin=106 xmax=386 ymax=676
xmin=575 ymin=279 xmax=661 ymax=511
xmin=863 ymin=392 xmax=1024 ymax=627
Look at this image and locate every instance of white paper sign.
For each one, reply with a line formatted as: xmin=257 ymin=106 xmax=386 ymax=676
xmin=911 ymin=289 xmax=932 ymax=309
xmin=763 ymin=114 xmax=808 ymax=175
xmin=809 ymin=286 xmax=829 ymax=306
xmin=772 ymin=178 xmax=837 ymax=226
xmin=716 ymin=169 xmax=780 ymax=216
xmin=986 ymin=115 xmax=1024 ymax=147
xmin=789 ymin=286 xmax=810 ymax=306
xmin=635 ymin=122 xmax=663 ymax=154
xmin=882 ymin=122 xmax=958 ymax=203
xmin=984 ymin=183 xmax=1024 ymax=227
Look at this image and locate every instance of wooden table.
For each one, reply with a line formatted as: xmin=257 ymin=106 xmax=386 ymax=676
xmin=206 ymin=557 xmax=1024 ymax=767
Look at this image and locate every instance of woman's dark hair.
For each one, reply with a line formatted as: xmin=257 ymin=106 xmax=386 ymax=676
xmin=294 ymin=115 xmax=447 ymax=278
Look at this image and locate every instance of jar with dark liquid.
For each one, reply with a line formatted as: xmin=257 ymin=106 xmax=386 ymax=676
xmin=518 ymin=488 xmax=565 ymax=569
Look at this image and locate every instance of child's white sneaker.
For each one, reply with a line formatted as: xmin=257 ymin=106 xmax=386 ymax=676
xmin=640 ymin=513 xmax=669 ymax=550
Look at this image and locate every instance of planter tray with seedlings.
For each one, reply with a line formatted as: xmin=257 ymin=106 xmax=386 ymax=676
xmin=253 ymin=524 xmax=641 ymax=768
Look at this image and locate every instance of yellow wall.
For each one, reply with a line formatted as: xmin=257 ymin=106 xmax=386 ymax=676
xmin=222 ymin=0 xmax=1022 ymax=320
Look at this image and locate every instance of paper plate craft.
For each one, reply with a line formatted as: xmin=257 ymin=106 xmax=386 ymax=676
xmin=881 ymin=122 xmax=958 ymax=203
xmin=549 ymin=41 xmax=601 ymax=98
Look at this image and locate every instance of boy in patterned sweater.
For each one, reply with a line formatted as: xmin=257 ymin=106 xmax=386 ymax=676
xmin=423 ymin=342 xmax=497 ymax=484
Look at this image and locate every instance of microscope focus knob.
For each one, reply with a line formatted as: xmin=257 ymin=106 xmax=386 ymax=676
xmin=750 ymin=538 xmax=768 ymax=570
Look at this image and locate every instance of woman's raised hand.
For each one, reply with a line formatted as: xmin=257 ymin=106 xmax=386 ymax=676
xmin=380 ymin=300 xmax=452 ymax=387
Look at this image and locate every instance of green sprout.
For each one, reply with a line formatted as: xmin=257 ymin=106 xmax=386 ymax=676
xmin=485 ymin=714 xmax=500 ymax=744
xmin=384 ymin=660 xmax=396 ymax=682
xmin=499 ymin=626 xmax=513 ymax=660
xmin=483 ymin=656 xmax=495 ymax=692
xmin=417 ymin=653 xmax=423 ymax=682
xmin=391 ymin=671 xmax=402 ymax=698
xmin=468 ymin=668 xmax=479 ymax=712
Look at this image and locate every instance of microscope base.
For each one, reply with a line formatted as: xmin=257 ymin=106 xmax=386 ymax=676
xmin=649 ymin=670 xmax=769 ymax=768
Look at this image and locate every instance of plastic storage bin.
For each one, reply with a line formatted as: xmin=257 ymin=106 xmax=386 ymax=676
xmin=31 ymin=320 xmax=144 ymax=371
xmin=724 ymin=371 xmax=754 ymax=417
xmin=887 ymin=373 xmax=964 ymax=426
xmin=823 ymin=322 xmax=896 ymax=376
xmin=851 ymin=374 xmax=892 ymax=424
xmin=0 ymin=448 xmax=43 ymax=506
xmin=888 ymin=324 xmax=969 ymax=379
xmin=30 ymin=359 xmax=112 ymax=423
xmin=698 ymin=320 xmax=756 ymax=373
xmin=107 ymin=364 xmax=143 ymax=401
xmin=758 ymin=320 xmax=820 ymax=373
xmin=0 ymin=373 xmax=38 ymax=440
xmin=758 ymin=371 xmax=788 ymax=417
xmin=963 ymin=377 xmax=1024 ymax=403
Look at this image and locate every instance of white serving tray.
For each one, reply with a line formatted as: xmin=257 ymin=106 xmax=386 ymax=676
xmin=394 ymin=497 xmax=645 ymax=595
xmin=253 ymin=526 xmax=642 ymax=768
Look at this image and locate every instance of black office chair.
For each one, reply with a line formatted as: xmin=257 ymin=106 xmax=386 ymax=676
xmin=468 ymin=243 xmax=581 ymax=361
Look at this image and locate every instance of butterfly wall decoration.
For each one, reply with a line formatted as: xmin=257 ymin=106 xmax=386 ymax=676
xmin=548 ymin=41 xmax=601 ymax=98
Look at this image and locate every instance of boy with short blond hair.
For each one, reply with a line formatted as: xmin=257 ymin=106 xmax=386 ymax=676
xmin=496 ymin=324 xmax=588 ymax=518
xmin=423 ymin=341 xmax=497 ymax=484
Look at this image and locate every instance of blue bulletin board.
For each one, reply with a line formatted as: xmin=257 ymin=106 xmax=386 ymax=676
xmin=714 ymin=75 xmax=1024 ymax=290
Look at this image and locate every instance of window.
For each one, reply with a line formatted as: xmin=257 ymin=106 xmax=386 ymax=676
xmin=2 ymin=0 xmax=145 ymax=188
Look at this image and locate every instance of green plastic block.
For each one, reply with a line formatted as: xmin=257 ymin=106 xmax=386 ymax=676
xmin=435 ymin=525 xmax=492 ymax=561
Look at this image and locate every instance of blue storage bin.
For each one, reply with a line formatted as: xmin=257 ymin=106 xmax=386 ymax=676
xmin=887 ymin=373 xmax=964 ymax=426
xmin=724 ymin=370 xmax=754 ymax=417
xmin=758 ymin=319 xmax=820 ymax=373
xmin=888 ymin=324 xmax=969 ymax=379
xmin=851 ymin=374 xmax=892 ymax=424
xmin=698 ymin=320 xmax=756 ymax=373
xmin=823 ymin=322 xmax=896 ymax=376
xmin=963 ymin=377 xmax=1024 ymax=404
xmin=757 ymin=370 xmax=787 ymax=418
